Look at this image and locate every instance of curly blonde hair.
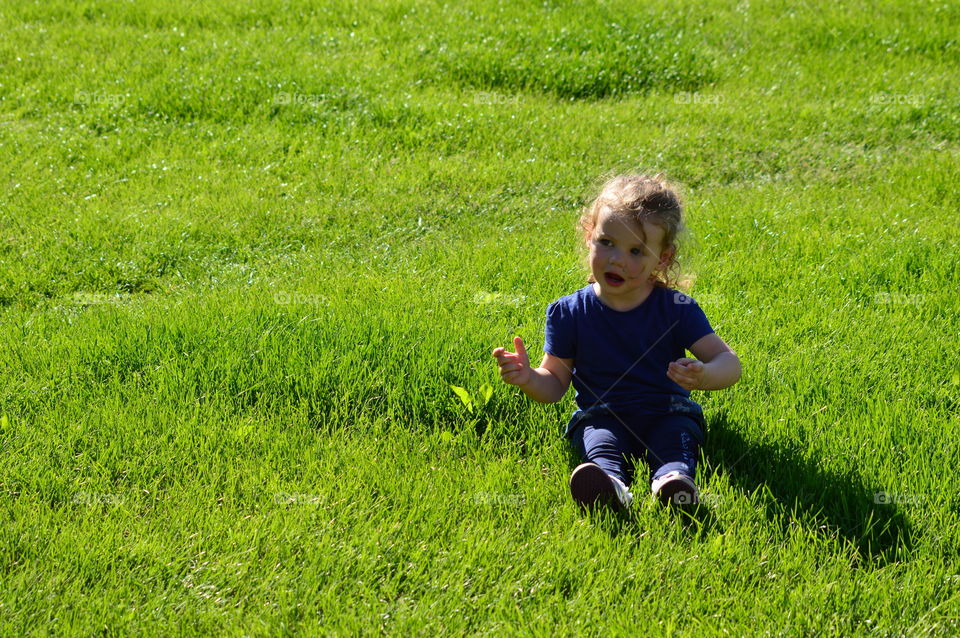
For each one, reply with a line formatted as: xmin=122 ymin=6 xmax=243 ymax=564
xmin=577 ymin=173 xmax=690 ymax=290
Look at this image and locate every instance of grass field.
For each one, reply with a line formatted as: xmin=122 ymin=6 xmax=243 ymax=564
xmin=1 ymin=0 xmax=959 ymax=634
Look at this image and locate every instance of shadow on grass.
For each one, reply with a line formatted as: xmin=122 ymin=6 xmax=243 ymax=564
xmin=705 ymin=409 xmax=915 ymax=566
xmin=562 ymin=410 xmax=914 ymax=564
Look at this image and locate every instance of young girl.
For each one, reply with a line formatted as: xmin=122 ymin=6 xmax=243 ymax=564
xmin=492 ymin=174 xmax=741 ymax=509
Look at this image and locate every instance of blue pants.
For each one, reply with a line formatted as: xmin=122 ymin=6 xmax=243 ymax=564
xmin=570 ymin=411 xmax=701 ymax=488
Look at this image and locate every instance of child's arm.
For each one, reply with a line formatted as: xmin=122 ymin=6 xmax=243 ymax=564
xmin=492 ymin=336 xmax=573 ymax=403
xmin=667 ymin=333 xmax=742 ymax=392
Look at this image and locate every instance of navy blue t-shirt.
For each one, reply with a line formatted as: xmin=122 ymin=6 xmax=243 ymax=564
xmin=544 ymin=284 xmax=714 ymax=431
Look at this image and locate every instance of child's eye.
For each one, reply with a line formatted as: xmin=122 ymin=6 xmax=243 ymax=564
xmin=631 ymin=248 xmax=643 ymax=256
xmin=598 ymin=238 xmax=612 ymax=246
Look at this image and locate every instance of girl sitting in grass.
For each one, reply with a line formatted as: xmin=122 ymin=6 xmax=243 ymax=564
xmin=492 ymin=174 xmax=741 ymax=509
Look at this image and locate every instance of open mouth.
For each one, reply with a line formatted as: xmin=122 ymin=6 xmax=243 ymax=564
xmin=604 ymin=272 xmax=625 ymax=286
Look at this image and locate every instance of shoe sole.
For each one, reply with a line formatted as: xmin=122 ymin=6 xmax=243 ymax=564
xmin=653 ymin=474 xmax=699 ymax=506
xmin=570 ymin=463 xmax=621 ymax=510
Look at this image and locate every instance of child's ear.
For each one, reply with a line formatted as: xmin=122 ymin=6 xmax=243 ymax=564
xmin=658 ymin=244 xmax=676 ymax=267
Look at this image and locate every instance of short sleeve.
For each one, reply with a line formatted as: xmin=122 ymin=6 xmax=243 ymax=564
xmin=674 ymin=293 xmax=714 ymax=351
xmin=543 ymin=300 xmax=575 ymax=358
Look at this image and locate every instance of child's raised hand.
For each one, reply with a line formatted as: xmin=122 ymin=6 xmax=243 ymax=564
xmin=492 ymin=336 xmax=532 ymax=386
xmin=667 ymin=357 xmax=705 ymax=391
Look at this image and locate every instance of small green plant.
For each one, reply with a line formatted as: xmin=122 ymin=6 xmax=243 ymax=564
xmin=449 ymin=383 xmax=493 ymax=415
xmin=449 ymin=383 xmax=495 ymax=437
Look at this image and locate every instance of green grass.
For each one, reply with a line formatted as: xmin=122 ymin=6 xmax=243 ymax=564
xmin=1 ymin=0 xmax=959 ymax=634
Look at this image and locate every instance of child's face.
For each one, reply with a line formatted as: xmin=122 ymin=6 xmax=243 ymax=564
xmin=589 ymin=208 xmax=673 ymax=303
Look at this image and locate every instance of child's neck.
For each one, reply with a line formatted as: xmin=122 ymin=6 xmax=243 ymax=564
xmin=592 ymin=281 xmax=656 ymax=312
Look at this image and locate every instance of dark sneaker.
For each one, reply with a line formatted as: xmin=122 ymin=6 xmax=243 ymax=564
xmin=570 ymin=462 xmax=633 ymax=510
xmin=651 ymin=471 xmax=699 ymax=506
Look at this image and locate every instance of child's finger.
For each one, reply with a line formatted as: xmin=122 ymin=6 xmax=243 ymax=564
xmin=500 ymin=354 xmax=526 ymax=370
xmin=495 ymin=349 xmax=517 ymax=363
xmin=513 ymin=336 xmax=529 ymax=365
